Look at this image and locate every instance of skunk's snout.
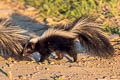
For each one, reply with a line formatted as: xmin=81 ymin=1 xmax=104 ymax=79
xmin=20 ymin=51 xmax=27 ymax=57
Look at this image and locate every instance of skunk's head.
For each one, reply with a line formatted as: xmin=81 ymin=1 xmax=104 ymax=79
xmin=21 ymin=38 xmax=40 ymax=57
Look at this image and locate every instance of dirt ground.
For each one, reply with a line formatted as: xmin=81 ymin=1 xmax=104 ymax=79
xmin=0 ymin=53 xmax=120 ymax=80
xmin=0 ymin=1 xmax=120 ymax=80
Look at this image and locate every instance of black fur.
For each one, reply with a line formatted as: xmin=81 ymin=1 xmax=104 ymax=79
xmin=54 ymin=16 xmax=114 ymax=58
xmin=21 ymin=17 xmax=115 ymax=62
xmin=22 ymin=32 xmax=77 ymax=62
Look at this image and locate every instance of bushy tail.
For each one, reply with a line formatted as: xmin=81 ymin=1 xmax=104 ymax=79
xmin=0 ymin=18 xmax=28 ymax=58
xmin=71 ymin=18 xmax=114 ymax=57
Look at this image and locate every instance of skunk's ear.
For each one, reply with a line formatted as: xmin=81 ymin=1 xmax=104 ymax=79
xmin=26 ymin=42 xmax=36 ymax=50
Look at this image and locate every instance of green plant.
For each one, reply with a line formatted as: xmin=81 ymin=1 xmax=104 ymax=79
xmin=19 ymin=0 xmax=120 ymax=34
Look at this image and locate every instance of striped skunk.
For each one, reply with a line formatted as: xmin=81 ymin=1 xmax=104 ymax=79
xmin=21 ymin=17 xmax=114 ymax=62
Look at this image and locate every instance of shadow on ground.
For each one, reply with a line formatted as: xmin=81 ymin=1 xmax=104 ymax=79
xmin=10 ymin=13 xmax=48 ymax=36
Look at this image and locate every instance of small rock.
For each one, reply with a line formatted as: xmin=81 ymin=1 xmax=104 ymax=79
xmin=1 ymin=66 xmax=4 ymax=69
xmin=37 ymin=62 xmax=42 ymax=65
xmin=18 ymin=75 xmax=23 ymax=78
xmin=26 ymin=62 xmax=30 ymax=64
xmin=5 ymin=63 xmax=10 ymax=67
xmin=30 ymin=74 xmax=33 ymax=77
xmin=19 ymin=76 xmax=27 ymax=80
xmin=109 ymin=62 xmax=114 ymax=65
xmin=25 ymin=74 xmax=29 ymax=77
xmin=11 ymin=61 xmax=17 ymax=64
xmin=102 ymin=76 xmax=107 ymax=79
xmin=55 ymin=75 xmax=65 ymax=80
xmin=33 ymin=72 xmax=38 ymax=74
xmin=78 ymin=61 xmax=82 ymax=65
xmin=50 ymin=62 xmax=55 ymax=65
xmin=25 ymin=74 xmax=32 ymax=77
xmin=35 ymin=66 xmax=39 ymax=70
xmin=58 ymin=72 xmax=61 ymax=73
xmin=68 ymin=65 xmax=72 ymax=68
xmin=45 ymin=67 xmax=49 ymax=70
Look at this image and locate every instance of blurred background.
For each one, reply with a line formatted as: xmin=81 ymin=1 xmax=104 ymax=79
xmin=19 ymin=0 xmax=120 ymax=35
xmin=1 ymin=0 xmax=120 ymax=35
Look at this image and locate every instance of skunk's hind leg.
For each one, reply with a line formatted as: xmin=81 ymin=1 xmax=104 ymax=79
xmin=72 ymin=53 xmax=77 ymax=62
xmin=68 ymin=50 xmax=78 ymax=62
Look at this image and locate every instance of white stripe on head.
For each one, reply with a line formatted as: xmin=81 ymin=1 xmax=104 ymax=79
xmin=29 ymin=37 xmax=40 ymax=43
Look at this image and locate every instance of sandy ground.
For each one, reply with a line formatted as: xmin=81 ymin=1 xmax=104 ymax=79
xmin=0 ymin=53 xmax=120 ymax=80
xmin=0 ymin=1 xmax=120 ymax=80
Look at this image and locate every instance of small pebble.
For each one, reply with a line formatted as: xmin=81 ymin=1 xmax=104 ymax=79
xmin=45 ymin=67 xmax=49 ymax=70
xmin=18 ymin=75 xmax=23 ymax=78
xmin=50 ymin=62 xmax=55 ymax=65
xmin=5 ymin=63 xmax=10 ymax=67
xmin=37 ymin=63 xmax=42 ymax=65
xmin=30 ymin=74 xmax=33 ymax=77
xmin=55 ymin=75 xmax=64 ymax=80
xmin=26 ymin=62 xmax=30 ymax=64
xmin=25 ymin=74 xmax=29 ymax=77
xmin=68 ymin=65 xmax=72 ymax=68
xmin=1 ymin=66 xmax=4 ymax=69
xmin=25 ymin=74 xmax=32 ymax=77
xmin=35 ymin=66 xmax=39 ymax=70
xmin=11 ymin=61 xmax=17 ymax=64
xmin=102 ymin=76 xmax=107 ymax=79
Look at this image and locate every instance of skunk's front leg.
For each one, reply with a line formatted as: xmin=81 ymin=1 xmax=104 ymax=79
xmin=38 ymin=49 xmax=51 ymax=63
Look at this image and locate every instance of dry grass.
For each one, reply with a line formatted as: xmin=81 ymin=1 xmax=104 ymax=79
xmin=0 ymin=18 xmax=28 ymax=58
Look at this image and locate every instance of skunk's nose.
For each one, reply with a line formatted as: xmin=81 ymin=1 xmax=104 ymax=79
xmin=22 ymin=54 xmax=25 ymax=56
